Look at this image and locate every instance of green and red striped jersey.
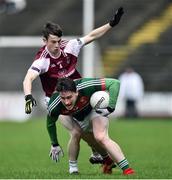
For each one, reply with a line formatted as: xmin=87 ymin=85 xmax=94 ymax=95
xmin=48 ymin=78 xmax=120 ymax=121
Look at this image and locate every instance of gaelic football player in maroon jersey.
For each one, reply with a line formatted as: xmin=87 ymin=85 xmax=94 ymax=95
xmin=23 ymin=7 xmax=124 ymax=172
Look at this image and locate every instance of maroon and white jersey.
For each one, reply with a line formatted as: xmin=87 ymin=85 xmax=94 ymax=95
xmin=29 ymin=38 xmax=85 ymax=97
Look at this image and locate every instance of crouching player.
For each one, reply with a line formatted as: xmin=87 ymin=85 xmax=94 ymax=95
xmin=47 ymin=78 xmax=135 ymax=175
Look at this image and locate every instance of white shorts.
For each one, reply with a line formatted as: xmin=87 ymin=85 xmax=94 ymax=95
xmin=73 ymin=110 xmax=102 ymax=132
xmin=59 ymin=110 xmax=102 ymax=133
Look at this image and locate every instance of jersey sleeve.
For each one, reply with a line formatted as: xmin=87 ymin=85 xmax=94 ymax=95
xmin=46 ymin=114 xmax=59 ymax=145
xmin=76 ymin=78 xmax=103 ymax=93
xmin=105 ymin=78 xmax=120 ymax=109
xmin=64 ymin=38 xmax=85 ymax=57
xmin=29 ymin=57 xmax=50 ymax=74
xmin=46 ymin=93 xmax=61 ymax=145
xmin=48 ymin=93 xmax=61 ymax=116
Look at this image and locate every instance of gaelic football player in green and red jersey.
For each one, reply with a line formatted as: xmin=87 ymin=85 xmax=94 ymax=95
xmin=47 ymin=78 xmax=135 ymax=175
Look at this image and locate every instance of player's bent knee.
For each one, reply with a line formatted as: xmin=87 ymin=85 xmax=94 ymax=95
xmin=94 ymin=134 xmax=108 ymax=145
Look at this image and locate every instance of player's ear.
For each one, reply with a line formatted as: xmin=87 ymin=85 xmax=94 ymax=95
xmin=43 ymin=37 xmax=47 ymax=43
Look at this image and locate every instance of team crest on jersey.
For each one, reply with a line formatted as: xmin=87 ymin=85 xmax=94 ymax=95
xmin=50 ymin=63 xmax=56 ymax=68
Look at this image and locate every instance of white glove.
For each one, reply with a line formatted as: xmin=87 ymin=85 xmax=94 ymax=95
xmin=49 ymin=145 xmax=64 ymax=162
xmin=96 ymin=107 xmax=115 ymax=117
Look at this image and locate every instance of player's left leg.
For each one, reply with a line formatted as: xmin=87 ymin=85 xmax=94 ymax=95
xmin=92 ymin=115 xmax=134 ymax=175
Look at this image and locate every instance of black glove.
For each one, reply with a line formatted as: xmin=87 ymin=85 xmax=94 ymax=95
xmin=25 ymin=94 xmax=37 ymax=114
xmin=109 ymin=7 xmax=124 ymax=27
xmin=96 ymin=107 xmax=115 ymax=117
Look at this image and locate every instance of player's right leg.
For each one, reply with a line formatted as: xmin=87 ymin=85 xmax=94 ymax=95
xmin=59 ymin=115 xmax=82 ymax=174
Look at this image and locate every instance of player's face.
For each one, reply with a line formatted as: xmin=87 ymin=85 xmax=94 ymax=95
xmin=44 ymin=34 xmax=61 ymax=56
xmin=60 ymin=91 xmax=78 ymax=110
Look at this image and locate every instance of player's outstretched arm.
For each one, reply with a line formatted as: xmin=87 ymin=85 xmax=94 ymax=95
xmin=83 ymin=7 xmax=124 ymax=44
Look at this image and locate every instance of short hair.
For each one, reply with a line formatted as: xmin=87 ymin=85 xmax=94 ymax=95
xmin=56 ymin=78 xmax=77 ymax=92
xmin=42 ymin=21 xmax=63 ymax=40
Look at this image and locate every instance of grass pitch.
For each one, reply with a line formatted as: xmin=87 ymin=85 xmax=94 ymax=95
xmin=0 ymin=118 xmax=172 ymax=179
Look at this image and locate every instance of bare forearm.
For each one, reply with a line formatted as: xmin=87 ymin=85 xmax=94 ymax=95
xmin=23 ymin=70 xmax=38 ymax=95
xmin=23 ymin=78 xmax=32 ymax=95
xmin=83 ymin=7 xmax=124 ymax=45
xmin=84 ymin=23 xmax=111 ymax=44
xmin=89 ymin=24 xmax=111 ymax=40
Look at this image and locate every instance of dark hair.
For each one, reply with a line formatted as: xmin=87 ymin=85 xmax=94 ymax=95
xmin=56 ymin=78 xmax=77 ymax=92
xmin=42 ymin=22 xmax=63 ymax=40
